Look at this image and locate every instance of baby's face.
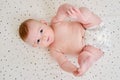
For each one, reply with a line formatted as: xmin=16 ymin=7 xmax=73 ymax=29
xmin=25 ymin=20 xmax=54 ymax=48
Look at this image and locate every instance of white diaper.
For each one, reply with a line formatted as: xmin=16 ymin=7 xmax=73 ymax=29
xmin=84 ymin=22 xmax=111 ymax=52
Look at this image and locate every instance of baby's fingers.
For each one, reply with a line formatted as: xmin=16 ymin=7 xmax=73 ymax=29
xmin=73 ymin=7 xmax=80 ymax=13
xmin=66 ymin=8 xmax=74 ymax=16
xmin=73 ymin=68 xmax=82 ymax=77
xmin=77 ymin=68 xmax=84 ymax=76
xmin=73 ymin=71 xmax=79 ymax=76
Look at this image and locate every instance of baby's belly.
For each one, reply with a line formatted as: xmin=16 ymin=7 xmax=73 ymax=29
xmin=54 ymin=21 xmax=86 ymax=55
xmin=62 ymin=37 xmax=85 ymax=55
xmin=64 ymin=25 xmax=85 ymax=54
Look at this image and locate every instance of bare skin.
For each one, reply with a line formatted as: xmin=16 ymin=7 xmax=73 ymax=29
xmin=25 ymin=4 xmax=103 ymax=76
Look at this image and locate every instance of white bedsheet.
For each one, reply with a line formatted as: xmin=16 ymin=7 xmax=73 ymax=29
xmin=0 ymin=0 xmax=120 ymax=80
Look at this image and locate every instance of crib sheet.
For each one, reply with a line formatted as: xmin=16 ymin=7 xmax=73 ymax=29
xmin=0 ymin=0 xmax=120 ymax=80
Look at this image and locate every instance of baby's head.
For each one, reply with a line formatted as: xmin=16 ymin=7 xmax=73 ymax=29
xmin=19 ymin=19 xmax=54 ymax=48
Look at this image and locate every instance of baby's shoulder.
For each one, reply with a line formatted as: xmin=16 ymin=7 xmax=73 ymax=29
xmin=52 ymin=21 xmax=69 ymax=28
xmin=49 ymin=46 xmax=62 ymax=56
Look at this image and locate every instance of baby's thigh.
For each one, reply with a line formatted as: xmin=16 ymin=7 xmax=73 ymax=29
xmin=82 ymin=45 xmax=103 ymax=60
xmin=78 ymin=45 xmax=103 ymax=63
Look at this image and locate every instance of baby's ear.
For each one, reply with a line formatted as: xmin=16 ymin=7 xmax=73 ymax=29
xmin=40 ymin=20 xmax=48 ymax=25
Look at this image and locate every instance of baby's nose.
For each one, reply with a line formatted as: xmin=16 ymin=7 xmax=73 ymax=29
xmin=42 ymin=36 xmax=46 ymax=41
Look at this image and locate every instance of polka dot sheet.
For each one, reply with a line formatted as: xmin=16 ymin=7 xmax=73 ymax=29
xmin=0 ymin=0 xmax=120 ymax=80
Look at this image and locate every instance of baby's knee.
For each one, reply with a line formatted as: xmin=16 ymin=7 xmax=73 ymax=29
xmin=83 ymin=45 xmax=104 ymax=59
xmin=84 ymin=45 xmax=101 ymax=52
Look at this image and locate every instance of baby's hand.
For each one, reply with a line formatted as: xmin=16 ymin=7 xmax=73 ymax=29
xmin=56 ymin=4 xmax=76 ymax=18
xmin=66 ymin=7 xmax=83 ymax=21
xmin=67 ymin=7 xmax=81 ymax=19
xmin=73 ymin=68 xmax=84 ymax=77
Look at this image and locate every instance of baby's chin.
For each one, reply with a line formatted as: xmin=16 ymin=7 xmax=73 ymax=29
xmin=38 ymin=43 xmax=51 ymax=48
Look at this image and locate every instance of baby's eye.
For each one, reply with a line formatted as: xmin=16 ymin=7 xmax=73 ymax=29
xmin=40 ymin=29 xmax=43 ymax=33
xmin=37 ymin=39 xmax=40 ymax=44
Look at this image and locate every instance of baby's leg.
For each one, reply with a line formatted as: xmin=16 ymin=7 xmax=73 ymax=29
xmin=79 ymin=7 xmax=102 ymax=29
xmin=78 ymin=45 xmax=103 ymax=76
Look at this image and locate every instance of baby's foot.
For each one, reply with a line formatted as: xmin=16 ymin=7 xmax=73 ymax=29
xmin=78 ymin=55 xmax=92 ymax=76
xmin=77 ymin=45 xmax=103 ymax=76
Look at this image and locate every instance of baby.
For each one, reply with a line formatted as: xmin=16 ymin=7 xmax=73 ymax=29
xmin=19 ymin=4 xmax=103 ymax=76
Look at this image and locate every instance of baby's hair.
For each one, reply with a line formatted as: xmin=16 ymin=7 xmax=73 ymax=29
xmin=19 ymin=19 xmax=33 ymax=41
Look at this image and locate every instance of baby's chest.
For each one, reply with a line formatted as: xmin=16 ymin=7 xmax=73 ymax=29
xmin=53 ymin=22 xmax=85 ymax=54
xmin=55 ymin=31 xmax=84 ymax=54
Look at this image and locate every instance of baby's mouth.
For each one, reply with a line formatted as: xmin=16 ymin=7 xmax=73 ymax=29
xmin=47 ymin=37 xmax=49 ymax=42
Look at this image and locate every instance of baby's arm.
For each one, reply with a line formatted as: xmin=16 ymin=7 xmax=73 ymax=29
xmin=51 ymin=3 xmax=75 ymax=24
xmin=79 ymin=7 xmax=102 ymax=28
xmin=66 ymin=7 xmax=102 ymax=29
xmin=50 ymin=50 xmax=78 ymax=73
